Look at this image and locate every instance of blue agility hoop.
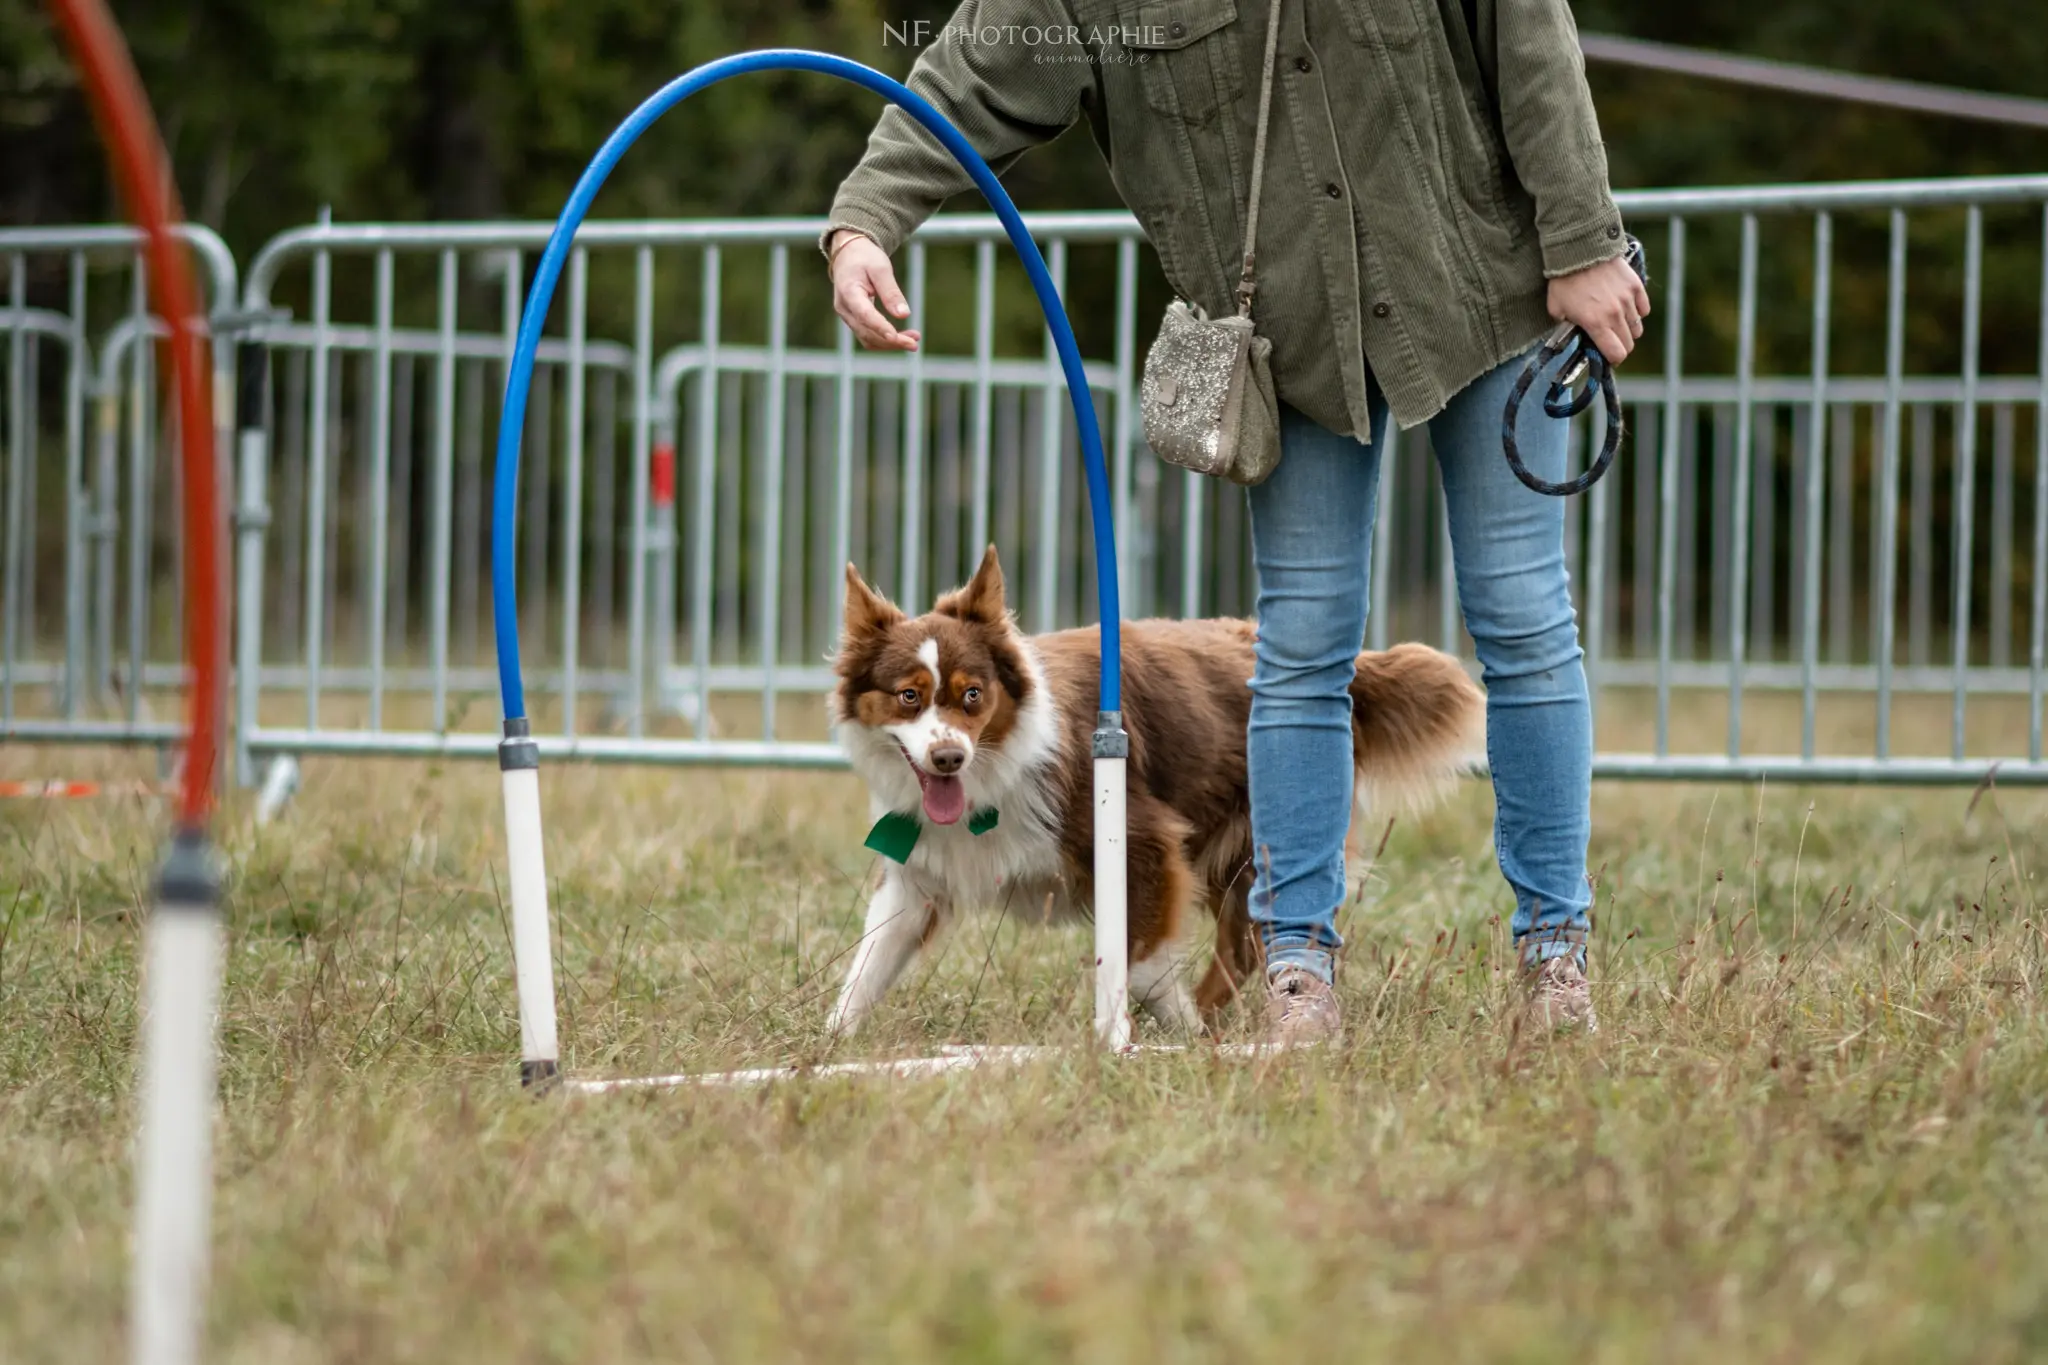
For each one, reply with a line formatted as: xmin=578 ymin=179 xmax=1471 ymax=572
xmin=492 ymin=50 xmax=1138 ymax=1082
xmin=490 ymin=49 xmax=1122 ymax=724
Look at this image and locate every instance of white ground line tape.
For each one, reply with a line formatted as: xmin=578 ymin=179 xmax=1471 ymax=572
xmin=562 ymin=1041 xmax=1282 ymax=1094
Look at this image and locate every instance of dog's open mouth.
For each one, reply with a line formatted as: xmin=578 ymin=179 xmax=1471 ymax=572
xmin=902 ymin=749 xmax=967 ymax=825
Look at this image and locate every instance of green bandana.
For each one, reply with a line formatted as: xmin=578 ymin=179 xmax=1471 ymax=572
xmin=864 ymin=807 xmax=1000 ymax=864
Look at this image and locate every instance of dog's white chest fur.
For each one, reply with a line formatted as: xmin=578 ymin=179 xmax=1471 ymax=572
xmin=900 ymin=815 xmax=1068 ymax=916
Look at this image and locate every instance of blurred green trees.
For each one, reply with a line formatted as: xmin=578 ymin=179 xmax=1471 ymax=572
xmin=4 ymin=1 xmax=2041 ymax=254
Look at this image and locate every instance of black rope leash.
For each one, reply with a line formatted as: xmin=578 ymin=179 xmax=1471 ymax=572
xmin=1502 ymin=234 xmax=1649 ymax=497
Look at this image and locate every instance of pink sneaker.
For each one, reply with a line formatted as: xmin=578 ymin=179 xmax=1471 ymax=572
xmin=1261 ymin=967 xmax=1341 ymax=1048
xmin=1523 ymin=954 xmax=1598 ymax=1033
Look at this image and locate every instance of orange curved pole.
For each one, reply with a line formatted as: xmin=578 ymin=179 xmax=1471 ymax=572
xmin=44 ymin=0 xmax=222 ymax=829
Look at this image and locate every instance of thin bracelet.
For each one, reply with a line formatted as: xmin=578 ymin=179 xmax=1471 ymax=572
xmin=826 ymin=228 xmax=874 ymax=270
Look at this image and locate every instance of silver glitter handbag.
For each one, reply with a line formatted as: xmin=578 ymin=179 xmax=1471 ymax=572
xmin=1139 ymin=0 xmax=1285 ymax=487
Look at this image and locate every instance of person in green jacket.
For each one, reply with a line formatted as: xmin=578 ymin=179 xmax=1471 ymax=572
xmin=824 ymin=0 xmax=1649 ymax=1043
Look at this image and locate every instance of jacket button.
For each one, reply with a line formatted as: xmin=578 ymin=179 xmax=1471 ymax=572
xmin=1168 ymin=20 xmax=1186 ymax=37
xmin=1372 ymin=301 xmax=1391 ymax=318
xmin=1296 ymin=56 xmax=1313 ymax=72
xmin=1325 ymin=182 xmax=1342 ymax=199
xmin=1606 ymin=224 xmax=1621 ymax=238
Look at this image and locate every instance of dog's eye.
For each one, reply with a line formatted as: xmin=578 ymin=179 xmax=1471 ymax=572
xmin=963 ymin=686 xmax=982 ymax=707
xmin=897 ymin=688 xmax=920 ymax=708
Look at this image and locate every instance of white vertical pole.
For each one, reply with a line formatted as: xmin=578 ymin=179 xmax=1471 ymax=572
xmin=1092 ymin=714 xmax=1130 ymax=1050
xmin=232 ymin=347 xmax=269 ymax=789
xmin=131 ymin=832 xmax=223 ymax=1365
xmin=499 ymin=721 xmax=559 ymax=1086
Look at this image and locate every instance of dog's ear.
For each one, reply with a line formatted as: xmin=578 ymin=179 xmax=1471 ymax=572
xmin=843 ymin=563 xmax=903 ymax=637
xmin=937 ymin=544 xmax=1007 ymax=626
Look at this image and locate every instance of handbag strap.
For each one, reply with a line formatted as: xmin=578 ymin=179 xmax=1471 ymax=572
xmin=1235 ymin=0 xmax=1286 ymax=319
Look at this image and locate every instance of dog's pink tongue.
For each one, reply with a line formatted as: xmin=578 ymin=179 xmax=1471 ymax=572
xmin=917 ymin=770 xmax=967 ymax=825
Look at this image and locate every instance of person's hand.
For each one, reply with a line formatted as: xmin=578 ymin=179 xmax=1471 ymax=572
xmin=829 ymin=230 xmax=921 ymax=352
xmin=1546 ymin=253 xmax=1651 ymax=366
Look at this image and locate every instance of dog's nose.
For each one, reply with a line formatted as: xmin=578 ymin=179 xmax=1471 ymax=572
xmin=928 ymin=743 xmax=966 ymax=775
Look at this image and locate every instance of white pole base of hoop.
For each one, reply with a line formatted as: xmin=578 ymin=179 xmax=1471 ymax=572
xmin=131 ymin=831 xmax=224 ymax=1365
xmin=1092 ymin=712 xmax=1132 ymax=1051
xmin=499 ymin=720 xmax=560 ymax=1089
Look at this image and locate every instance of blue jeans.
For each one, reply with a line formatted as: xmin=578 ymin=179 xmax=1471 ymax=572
xmin=1248 ymin=347 xmax=1592 ymax=981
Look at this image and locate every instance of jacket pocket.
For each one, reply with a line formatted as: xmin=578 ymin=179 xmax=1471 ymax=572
xmin=1333 ymin=0 xmax=1422 ymax=49
xmin=1121 ymin=0 xmax=1245 ymax=126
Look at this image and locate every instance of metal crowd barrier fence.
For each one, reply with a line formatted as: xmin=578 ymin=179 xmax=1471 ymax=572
xmin=231 ymin=215 xmax=1146 ymax=776
xmin=6 ymin=174 xmax=2047 ymax=787
xmin=0 ymin=224 xmax=238 ymax=753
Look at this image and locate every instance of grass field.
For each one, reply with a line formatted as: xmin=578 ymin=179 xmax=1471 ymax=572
xmin=5 ymin=713 xmax=2048 ymax=1363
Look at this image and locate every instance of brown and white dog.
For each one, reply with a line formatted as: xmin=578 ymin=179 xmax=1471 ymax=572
xmin=827 ymin=545 xmax=1484 ymax=1035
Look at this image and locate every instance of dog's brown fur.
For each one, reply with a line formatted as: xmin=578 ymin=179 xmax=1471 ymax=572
xmin=832 ymin=546 xmax=1484 ymax=1030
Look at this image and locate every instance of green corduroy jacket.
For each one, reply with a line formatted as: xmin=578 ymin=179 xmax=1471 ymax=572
xmin=826 ymin=0 xmax=1627 ymax=439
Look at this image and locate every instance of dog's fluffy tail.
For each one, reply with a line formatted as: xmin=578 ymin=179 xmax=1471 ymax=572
xmin=1348 ymin=642 xmax=1486 ymax=814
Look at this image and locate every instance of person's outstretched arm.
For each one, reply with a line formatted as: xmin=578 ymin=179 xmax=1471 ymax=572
xmin=827 ymin=0 xmax=1093 ymax=350
xmin=1482 ymin=0 xmax=1650 ymax=363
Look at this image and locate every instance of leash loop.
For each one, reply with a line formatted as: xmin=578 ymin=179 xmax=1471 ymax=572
xmin=1502 ymin=234 xmax=1647 ymax=498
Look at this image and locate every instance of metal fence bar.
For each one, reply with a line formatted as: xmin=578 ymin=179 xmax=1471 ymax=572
xmin=231 ymin=329 xmax=266 ymax=786
xmin=456 ymin=357 xmax=483 ymax=665
xmin=1 ymin=256 xmax=23 ymax=727
xmin=1709 ymin=404 xmax=1730 ymax=656
xmin=390 ymin=359 xmax=416 ymax=658
xmin=1181 ymin=468 xmax=1204 ymax=620
xmin=367 ymin=250 xmax=395 ymax=729
xmin=590 ymin=369 xmax=616 ymax=664
xmin=351 ymin=347 xmax=373 ymax=672
xmin=220 ymin=178 xmax=2048 ymax=281
xmin=1632 ymin=403 xmax=1656 ymax=656
xmin=833 ymin=320 xmax=855 ymax=623
xmin=273 ymin=355 xmax=304 ymax=668
xmin=1034 ymin=240 xmax=1065 ymax=635
xmin=1656 ymin=219 xmax=1688 ymax=756
xmin=1726 ymin=215 xmax=1759 ymax=758
xmin=900 ymin=241 xmax=927 ymax=608
xmin=783 ymin=358 xmax=810 ymax=663
xmin=1585 ymin=404 xmax=1611 ymax=725
xmin=1876 ymin=210 xmax=1907 ymax=760
xmin=2032 ymin=204 xmax=2048 ymax=764
xmin=1677 ymin=401 xmax=1698 ymax=661
xmin=1113 ymin=236 xmax=1138 ymax=611
xmin=1952 ymin=207 xmax=1982 ymax=759
xmin=1908 ymin=403 xmax=1933 ymax=667
xmin=127 ymin=258 xmax=150 ymax=730
xmin=1750 ymin=408 xmax=1775 ymax=661
xmin=225 ymin=724 xmax=2048 ymax=783
xmin=1828 ymin=402 xmax=1854 ymax=665
xmin=1992 ymin=403 xmax=2015 ymax=668
xmin=562 ymin=247 xmax=589 ymax=738
xmin=627 ymin=246 xmax=653 ymax=737
xmin=62 ymin=255 xmax=87 ymax=719
xmin=0 ymin=255 xmax=28 ymax=728
xmin=1801 ymin=213 xmax=1832 ymax=760
xmin=760 ymin=245 xmax=789 ymax=739
xmin=302 ymin=243 xmax=334 ymax=729
xmin=95 ymin=331 xmax=119 ymax=702
xmin=969 ymin=240 xmax=995 ymax=561
xmin=430 ymin=251 xmax=457 ymax=735
xmin=692 ymin=245 xmax=720 ymax=740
